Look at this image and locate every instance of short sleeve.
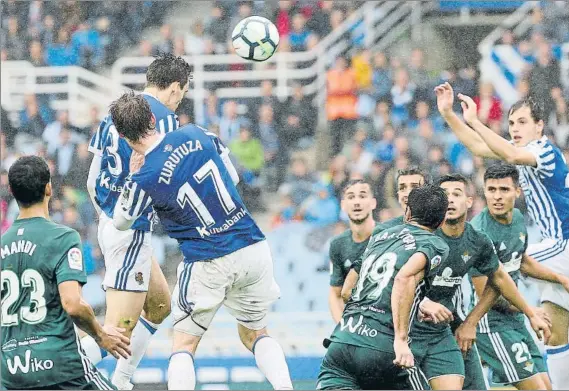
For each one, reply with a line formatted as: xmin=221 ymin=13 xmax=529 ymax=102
xmin=417 ymin=239 xmax=449 ymax=275
xmin=117 ymin=176 xmax=153 ymax=222
xmin=55 ymin=230 xmax=87 ymax=285
xmin=329 ymin=239 xmax=344 ymax=287
xmin=473 ymin=235 xmax=500 ymax=277
xmin=88 ymin=117 xmax=108 ymax=156
xmin=524 ymin=141 xmax=557 ymax=179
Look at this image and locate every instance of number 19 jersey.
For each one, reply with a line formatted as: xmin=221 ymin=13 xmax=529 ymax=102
xmin=118 ymin=125 xmax=265 ymax=262
xmin=89 ymin=93 xmax=179 ymax=232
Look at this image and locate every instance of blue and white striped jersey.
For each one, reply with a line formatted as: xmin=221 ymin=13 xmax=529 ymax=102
xmin=115 ymin=124 xmax=265 ymax=263
xmin=517 ymin=136 xmax=569 ymax=240
xmin=88 ymin=93 xmax=179 ymax=231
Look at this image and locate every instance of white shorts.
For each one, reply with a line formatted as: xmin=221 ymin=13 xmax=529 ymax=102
xmin=98 ymin=213 xmax=153 ymax=292
xmin=171 ymin=240 xmax=280 ymax=336
xmin=527 ymin=239 xmax=569 ymax=312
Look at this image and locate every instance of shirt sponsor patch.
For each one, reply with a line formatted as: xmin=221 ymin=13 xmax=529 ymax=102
xmin=67 ymin=247 xmax=83 ymax=271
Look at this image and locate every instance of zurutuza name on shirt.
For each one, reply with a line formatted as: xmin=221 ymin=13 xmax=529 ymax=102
xmin=159 ymin=140 xmax=203 ymax=185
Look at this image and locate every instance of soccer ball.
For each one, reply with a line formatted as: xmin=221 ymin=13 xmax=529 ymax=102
xmin=231 ymin=16 xmax=280 ymax=62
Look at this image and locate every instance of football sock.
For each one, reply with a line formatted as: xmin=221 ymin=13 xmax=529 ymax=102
xmin=252 ymin=336 xmax=293 ymax=390
xmin=545 ymin=344 xmax=569 ymax=389
xmin=168 ymin=351 xmax=196 ymax=390
xmin=81 ymin=335 xmax=108 ymax=365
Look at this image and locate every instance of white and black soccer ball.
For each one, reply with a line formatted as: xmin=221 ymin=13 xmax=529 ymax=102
xmin=231 ymin=16 xmax=280 ymax=62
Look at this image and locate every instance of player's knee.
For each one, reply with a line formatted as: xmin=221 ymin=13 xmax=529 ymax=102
xmin=238 ymin=324 xmax=268 ymax=351
xmin=547 ymin=330 xmax=569 ymax=346
xmin=144 ymin=298 xmax=171 ymax=324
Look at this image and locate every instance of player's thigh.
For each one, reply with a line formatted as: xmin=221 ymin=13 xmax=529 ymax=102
xmin=528 ymin=239 xmax=569 ymax=313
xmin=104 ymin=288 xmax=147 ymax=333
xmin=420 ymin=331 xmax=465 ymax=384
xmin=353 ymin=347 xmax=411 ymax=390
xmin=224 ymin=240 xmax=280 ymax=331
xmin=462 ymin=343 xmax=490 ymax=390
xmin=317 ymin=343 xmax=359 ymax=390
xmin=476 ymin=330 xmax=542 ymax=385
xmin=142 ymin=256 xmax=171 ymax=322
xmin=98 ymin=215 xmax=153 ymax=293
xmin=171 ymin=260 xmax=229 ymax=337
xmin=428 ymin=375 xmax=464 ymax=391
xmin=541 ymin=301 xmax=569 ymax=345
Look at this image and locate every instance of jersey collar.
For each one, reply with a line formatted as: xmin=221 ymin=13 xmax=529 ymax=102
xmin=145 ymin=133 xmax=165 ymax=156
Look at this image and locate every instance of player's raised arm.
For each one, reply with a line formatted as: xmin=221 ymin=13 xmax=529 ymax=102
xmin=113 ymin=177 xmax=153 ymax=231
xmin=207 ymin=130 xmax=240 ymax=185
xmin=435 ymin=82 xmax=499 ymax=159
xmin=87 ymin=154 xmax=102 ymax=216
xmin=458 ymin=94 xmax=537 ymax=166
xmin=391 ymin=251 xmax=428 ymax=368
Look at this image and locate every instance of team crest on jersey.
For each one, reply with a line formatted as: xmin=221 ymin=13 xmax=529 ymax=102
xmin=164 ymin=144 xmax=173 ymax=152
xmin=519 ymin=233 xmax=526 ymax=243
xmin=135 ymin=272 xmax=144 ymax=285
xmin=67 ymin=247 xmax=83 ymax=271
xmin=461 ymin=251 xmax=472 ymax=263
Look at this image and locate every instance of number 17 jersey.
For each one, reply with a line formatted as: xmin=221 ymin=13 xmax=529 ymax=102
xmin=118 ymin=125 xmax=265 ymax=262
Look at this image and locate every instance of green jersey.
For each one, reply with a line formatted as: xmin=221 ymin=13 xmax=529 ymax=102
xmin=1 ymin=218 xmax=89 ymax=389
xmin=413 ymin=222 xmax=501 ymax=334
xmin=329 ymin=224 xmax=449 ymax=351
xmin=470 ymin=208 xmax=528 ymax=333
xmin=329 ymin=223 xmax=380 ymax=287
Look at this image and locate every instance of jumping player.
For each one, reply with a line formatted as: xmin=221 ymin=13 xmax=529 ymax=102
xmin=436 ymin=82 xmax=569 ymax=389
xmin=84 ymin=54 xmax=191 ymax=389
xmin=108 ymin=92 xmax=292 ymax=390
xmin=1 ymin=156 xmax=130 ymax=390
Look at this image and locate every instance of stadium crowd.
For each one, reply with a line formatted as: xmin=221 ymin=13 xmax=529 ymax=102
xmin=1 ymin=0 xmax=568 ymax=311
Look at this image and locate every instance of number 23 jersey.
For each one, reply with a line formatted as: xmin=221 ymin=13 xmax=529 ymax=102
xmin=118 ymin=125 xmax=265 ymax=262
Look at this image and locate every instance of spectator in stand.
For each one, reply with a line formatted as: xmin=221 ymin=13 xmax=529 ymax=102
xmin=40 ymin=14 xmax=57 ymax=48
xmin=326 ymin=56 xmax=358 ymax=156
xmin=230 ymin=125 xmax=265 ymax=179
xmin=185 ymin=20 xmax=206 ymax=55
xmin=3 ymin=16 xmax=28 ymax=60
xmin=258 ymin=104 xmax=281 ymax=191
xmin=1 ymin=108 xmax=17 ymax=148
xmin=407 ymin=100 xmax=444 ymax=133
xmin=274 ymin=0 xmax=293 ymax=37
xmin=371 ymin=51 xmax=392 ymax=100
xmin=72 ymin=22 xmax=103 ymax=70
xmin=28 ymin=40 xmax=46 ymax=67
xmin=550 ymin=87 xmax=569 ymax=146
xmin=218 ymin=100 xmax=245 ymax=144
xmin=249 ymin=80 xmax=280 ymax=126
xmin=298 ymin=183 xmax=340 ymax=226
xmin=307 ymin=1 xmax=333 ymax=38
xmin=45 ymin=28 xmax=79 ymax=66
xmin=64 ymin=142 xmax=90 ymax=190
xmin=329 ymin=8 xmax=344 ymax=37
xmin=82 ymin=106 xmax=102 ymax=138
xmin=528 ymin=42 xmax=561 ymax=116
xmin=154 ymin=24 xmax=174 ymax=55
xmin=50 ymin=128 xmax=77 ymax=177
xmin=205 ymin=4 xmax=229 ymax=52
xmin=473 ymin=82 xmax=503 ymax=133
xmin=172 ymin=35 xmax=185 ymax=56
xmin=409 ymin=120 xmax=444 ymax=166
xmin=280 ymin=82 xmax=316 ymax=151
xmin=43 ymin=110 xmax=84 ymax=154
xmin=279 ymin=157 xmax=317 ymax=207
xmin=352 ymin=49 xmax=372 ymax=90
xmin=408 ymin=48 xmax=431 ymax=93
xmin=229 ymin=1 xmax=253 ymax=37
xmin=346 ymin=142 xmax=374 ymax=177
xmin=289 ymin=13 xmax=312 ymax=51
xmin=18 ymin=94 xmax=52 ymax=139
xmin=390 ymin=67 xmax=416 ymax=126
xmin=375 ymin=124 xmax=396 ymax=163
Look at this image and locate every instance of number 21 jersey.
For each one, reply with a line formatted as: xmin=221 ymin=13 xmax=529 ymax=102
xmin=118 ymin=125 xmax=265 ymax=262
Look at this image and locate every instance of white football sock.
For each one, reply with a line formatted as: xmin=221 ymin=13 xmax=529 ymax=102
xmin=168 ymin=351 xmax=196 ymax=390
xmin=81 ymin=335 xmax=108 ymax=365
xmin=546 ymin=344 xmax=569 ymax=390
xmin=253 ymin=336 xmax=293 ymax=390
xmin=112 ymin=316 xmax=159 ymax=388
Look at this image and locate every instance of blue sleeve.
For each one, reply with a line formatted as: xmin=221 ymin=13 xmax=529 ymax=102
xmin=117 ymin=175 xmax=154 ymax=222
xmin=156 ymin=114 xmax=180 ymax=134
xmin=89 ymin=117 xmax=108 ymax=156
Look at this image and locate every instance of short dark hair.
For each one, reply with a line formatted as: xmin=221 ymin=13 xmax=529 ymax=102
xmin=437 ymin=173 xmax=469 ymax=187
xmin=146 ymin=53 xmax=192 ymax=90
xmin=484 ymin=163 xmax=519 ymax=185
xmin=407 ymin=185 xmax=449 ymax=230
xmin=397 ymin=166 xmax=429 ymax=184
xmin=8 ymin=156 xmax=50 ymax=208
xmin=342 ymin=179 xmax=372 ymax=197
xmin=109 ymin=91 xmax=154 ymax=143
xmin=508 ymin=96 xmax=544 ymax=123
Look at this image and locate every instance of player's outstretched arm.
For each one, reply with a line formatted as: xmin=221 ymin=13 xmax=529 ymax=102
xmin=458 ymin=94 xmax=537 ymax=167
xmin=521 ymin=253 xmax=569 ymax=292
xmin=59 ymin=281 xmax=131 ymax=359
xmin=471 ymin=275 xmax=517 ymax=313
xmin=435 ymin=82 xmax=499 ymax=159
xmin=113 ymin=178 xmax=153 ymax=231
xmin=488 ymin=264 xmax=551 ymax=341
xmin=391 ymin=252 xmax=427 ymax=368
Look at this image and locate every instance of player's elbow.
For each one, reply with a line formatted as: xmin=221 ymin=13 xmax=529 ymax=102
xmin=61 ymin=295 xmax=83 ymax=318
xmin=340 ymin=286 xmax=351 ymax=303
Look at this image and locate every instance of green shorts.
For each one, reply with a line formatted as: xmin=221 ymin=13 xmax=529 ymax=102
xmin=317 ymin=342 xmax=410 ymax=390
xmin=477 ymin=329 xmax=547 ymax=385
xmin=463 ymin=344 xmax=490 ymax=390
xmin=412 ymin=329 xmax=465 ymax=382
xmin=3 ymin=374 xmax=116 ymax=390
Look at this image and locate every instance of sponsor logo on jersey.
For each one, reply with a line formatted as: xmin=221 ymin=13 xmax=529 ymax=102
xmin=499 ymin=242 xmax=507 ymax=251
xmin=339 ymin=315 xmax=379 ymax=337
xmin=164 ymin=144 xmax=173 ymax=152
xmin=98 ymin=172 xmax=124 ymax=193
xmin=519 ymin=233 xmax=526 ymax=243
xmin=432 ymin=267 xmax=463 ymax=287
xmin=67 ymin=247 xmax=83 ymax=271
xmin=6 ymin=349 xmax=54 ymax=375
xmin=195 ymin=207 xmax=248 ymax=238
xmin=2 ymin=339 xmax=17 ymax=352
xmin=135 ymin=272 xmax=144 ymax=285
xmin=430 ymin=255 xmax=442 ymax=270
xmin=503 ymin=251 xmax=522 ymax=273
